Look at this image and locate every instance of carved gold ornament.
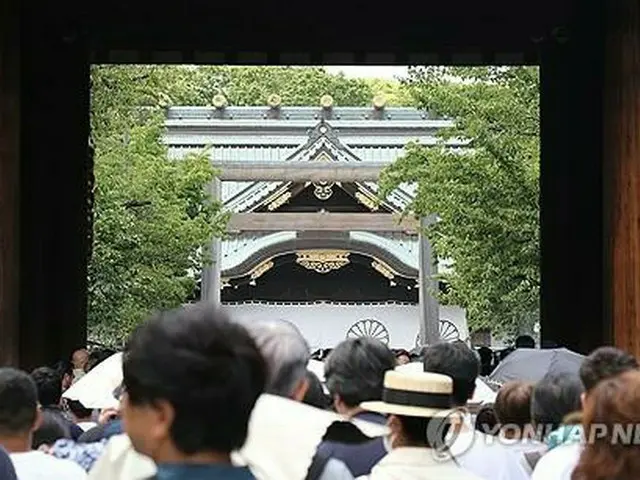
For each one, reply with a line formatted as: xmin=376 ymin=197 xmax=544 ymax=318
xmin=371 ymin=260 xmax=395 ymax=280
xmin=296 ymin=250 xmax=350 ymax=274
xmin=250 ymin=260 xmax=274 ymax=280
xmin=267 ymin=191 xmax=292 ymax=211
xmin=313 ymin=181 xmax=334 ymax=200
xmin=355 ymin=191 xmax=379 ymax=211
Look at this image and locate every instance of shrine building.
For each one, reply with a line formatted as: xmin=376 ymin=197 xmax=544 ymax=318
xmin=164 ymin=101 xmax=468 ymax=349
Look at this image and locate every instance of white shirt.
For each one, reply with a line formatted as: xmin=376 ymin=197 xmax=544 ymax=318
xmin=10 ymin=451 xmax=87 ymax=480
xmin=367 ymin=447 xmax=482 ymax=480
xmin=531 ymin=443 xmax=582 ymax=480
xmin=448 ymin=415 xmax=530 ymax=480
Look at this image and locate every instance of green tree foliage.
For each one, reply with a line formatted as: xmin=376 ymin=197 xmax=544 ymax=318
xmin=379 ymin=67 xmax=540 ymax=337
xmin=365 ymin=78 xmax=414 ymax=106
xmin=89 ymin=66 xmax=225 ymax=345
xmin=89 ymin=65 xmax=383 ymax=344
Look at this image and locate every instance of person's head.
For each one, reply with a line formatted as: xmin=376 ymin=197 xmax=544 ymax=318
xmin=245 ymin=319 xmax=310 ymax=401
xmin=395 ymin=350 xmax=411 ymax=366
xmin=494 ymin=381 xmax=534 ymax=438
xmin=531 ymin=372 xmax=583 ymax=437
xmin=31 ymin=410 xmax=69 ymax=450
xmin=302 ymin=371 xmax=330 ymax=410
xmin=423 ymin=341 xmax=479 ymax=407
xmin=572 ymin=370 xmax=640 ymax=480
xmin=122 ymin=303 xmax=266 ymax=463
xmin=0 ymin=368 xmax=41 ymax=452
xmin=325 ymin=338 xmax=396 ymax=416
xmin=66 ymin=400 xmax=93 ymax=422
xmin=477 ymin=346 xmax=494 ymax=376
xmin=71 ymin=349 xmax=89 ymax=371
xmin=515 ymin=335 xmax=536 ymax=349
xmin=52 ymin=361 xmax=73 ymax=392
xmin=475 ymin=404 xmax=499 ymax=435
xmin=30 ymin=367 xmax=62 ymax=408
xmin=579 ymin=347 xmax=638 ymax=399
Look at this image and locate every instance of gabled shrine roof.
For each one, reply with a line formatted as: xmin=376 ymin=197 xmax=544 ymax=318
xmin=164 ymin=105 xmax=457 ymax=275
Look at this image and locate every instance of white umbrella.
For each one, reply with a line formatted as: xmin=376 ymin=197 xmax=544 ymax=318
xmin=63 ymin=352 xmax=122 ymax=409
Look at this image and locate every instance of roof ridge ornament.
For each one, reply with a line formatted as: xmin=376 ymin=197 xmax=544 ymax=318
xmin=320 ymin=94 xmax=334 ymax=109
xmin=212 ymin=93 xmax=228 ymax=109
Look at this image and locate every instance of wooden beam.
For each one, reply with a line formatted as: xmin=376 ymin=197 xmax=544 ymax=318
xmin=214 ymin=161 xmax=389 ymax=182
xmin=227 ymin=212 xmax=418 ymax=232
xmin=0 ymin=0 xmax=20 ymax=366
xmin=605 ymin=0 xmax=640 ymax=358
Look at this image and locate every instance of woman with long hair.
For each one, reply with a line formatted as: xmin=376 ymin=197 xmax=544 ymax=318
xmin=572 ymin=369 xmax=640 ymax=480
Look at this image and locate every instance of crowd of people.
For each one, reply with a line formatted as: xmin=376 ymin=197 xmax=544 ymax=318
xmin=0 ymin=302 xmax=639 ymax=479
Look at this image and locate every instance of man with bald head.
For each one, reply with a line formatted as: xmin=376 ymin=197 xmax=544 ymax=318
xmin=71 ymin=349 xmax=89 ymax=383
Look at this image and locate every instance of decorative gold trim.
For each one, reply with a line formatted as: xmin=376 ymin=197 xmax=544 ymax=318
xmin=313 ymin=182 xmax=334 ymax=200
xmin=371 ymin=260 xmax=395 ymax=279
xmin=250 ymin=260 xmax=274 ymax=280
xmin=355 ymin=191 xmax=379 ymax=211
xmin=296 ymin=250 xmax=350 ymax=274
xmin=267 ymin=191 xmax=292 ymax=211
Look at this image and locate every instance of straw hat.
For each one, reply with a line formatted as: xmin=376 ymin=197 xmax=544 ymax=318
xmin=361 ymin=370 xmax=454 ymax=418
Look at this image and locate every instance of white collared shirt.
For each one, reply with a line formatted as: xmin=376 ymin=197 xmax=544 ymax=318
xmin=368 ymin=447 xmax=482 ymax=480
xmin=448 ymin=413 xmax=530 ymax=480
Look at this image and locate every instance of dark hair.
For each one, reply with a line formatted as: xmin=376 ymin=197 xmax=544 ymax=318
xmin=67 ymin=400 xmax=93 ymax=419
xmin=572 ymin=370 xmax=640 ymax=480
xmin=494 ymin=381 xmax=534 ymax=430
xmin=123 ymin=303 xmax=266 ymax=454
xmin=30 ymin=367 xmax=62 ymax=407
xmin=531 ymin=372 xmax=583 ymax=435
xmin=53 ymin=360 xmax=73 ymax=378
xmin=515 ymin=335 xmax=536 ymax=349
xmin=32 ymin=410 xmax=70 ymax=449
xmin=477 ymin=346 xmax=494 ymax=376
xmin=579 ymin=347 xmax=638 ymax=393
xmin=423 ymin=341 xmax=479 ymax=406
xmin=475 ymin=404 xmax=499 ymax=435
xmin=396 ymin=415 xmax=450 ymax=449
xmin=0 ymin=368 xmax=39 ymax=435
xmin=302 ymin=371 xmax=330 ymax=410
xmin=324 ymin=338 xmax=396 ymax=408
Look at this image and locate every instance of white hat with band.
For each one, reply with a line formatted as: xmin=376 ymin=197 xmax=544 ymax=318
xmin=360 ymin=370 xmax=454 ymax=418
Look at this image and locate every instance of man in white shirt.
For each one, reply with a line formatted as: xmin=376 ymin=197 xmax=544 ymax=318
xmin=423 ymin=342 xmax=529 ymax=480
xmin=0 ymin=368 xmax=86 ymax=480
xmin=532 ymin=347 xmax=639 ymax=480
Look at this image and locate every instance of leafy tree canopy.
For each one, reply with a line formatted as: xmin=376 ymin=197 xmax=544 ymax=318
xmin=89 ymin=65 xmax=380 ymax=345
xmin=379 ymin=66 xmax=540 ymax=337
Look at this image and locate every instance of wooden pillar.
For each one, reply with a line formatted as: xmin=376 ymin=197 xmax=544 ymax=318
xmin=202 ymin=179 xmax=222 ymax=306
xmin=539 ymin=10 xmax=605 ymax=354
xmin=0 ymin=0 xmax=20 ymax=366
xmin=18 ymin=13 xmax=90 ymax=369
xmin=604 ymin=0 xmax=640 ymax=358
xmin=419 ymin=217 xmax=439 ymax=346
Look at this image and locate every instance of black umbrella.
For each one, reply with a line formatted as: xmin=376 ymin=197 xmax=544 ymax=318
xmin=489 ymin=348 xmax=585 ymax=384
